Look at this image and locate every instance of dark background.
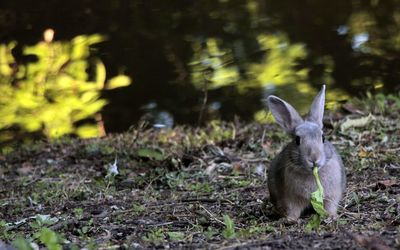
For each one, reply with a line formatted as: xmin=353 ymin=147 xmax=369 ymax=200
xmin=1 ymin=0 xmax=399 ymax=131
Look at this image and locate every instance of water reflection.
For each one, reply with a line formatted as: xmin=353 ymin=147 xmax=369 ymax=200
xmin=141 ymin=102 xmax=174 ymax=129
xmin=352 ymin=33 xmax=369 ymax=50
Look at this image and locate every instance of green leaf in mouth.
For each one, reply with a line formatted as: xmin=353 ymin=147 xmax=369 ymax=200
xmin=305 ymin=166 xmax=328 ymax=232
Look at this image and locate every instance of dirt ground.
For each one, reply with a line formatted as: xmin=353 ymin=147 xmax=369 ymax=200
xmin=0 ymin=96 xmax=399 ymax=249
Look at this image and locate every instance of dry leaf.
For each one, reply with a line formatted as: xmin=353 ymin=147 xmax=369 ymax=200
xmin=374 ymin=180 xmax=398 ymax=190
xmin=16 ymin=162 xmax=34 ymax=176
xmin=340 ymin=113 xmax=375 ymax=132
xmin=358 ymin=148 xmax=375 ymax=158
xmin=342 ymin=103 xmax=365 ymax=115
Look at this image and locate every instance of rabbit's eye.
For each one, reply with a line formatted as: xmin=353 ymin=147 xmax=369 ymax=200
xmin=322 ymin=135 xmax=325 ymax=143
xmin=295 ymin=136 xmax=301 ymax=145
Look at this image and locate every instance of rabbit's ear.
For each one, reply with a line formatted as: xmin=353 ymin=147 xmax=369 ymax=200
xmin=307 ymin=85 xmax=326 ymax=128
xmin=267 ymin=96 xmax=303 ymax=133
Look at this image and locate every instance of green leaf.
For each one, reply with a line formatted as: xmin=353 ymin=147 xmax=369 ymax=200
xmin=310 ymin=167 xmax=327 ymax=217
xmin=76 ymin=124 xmax=100 ymax=138
xmin=0 ymin=43 xmax=16 ymax=76
xmin=167 ymin=231 xmax=185 ymax=241
xmin=80 ymin=91 xmax=100 ymax=104
xmin=142 ymin=228 xmax=164 ymax=244
xmin=39 ymin=228 xmax=62 ymax=250
xmin=34 ymin=214 xmax=59 ymax=227
xmin=305 ymin=167 xmax=328 ymax=232
xmin=137 ymin=147 xmax=164 ymax=161
xmin=105 ymin=75 xmax=131 ymax=90
xmin=305 ymin=214 xmax=322 ymax=233
xmin=95 ymin=59 xmax=106 ymax=89
xmin=222 ymin=214 xmax=236 ymax=239
xmin=12 ymin=237 xmax=34 ymax=250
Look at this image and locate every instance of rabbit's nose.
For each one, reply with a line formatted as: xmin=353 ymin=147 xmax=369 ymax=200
xmin=310 ymin=154 xmax=319 ymax=164
xmin=311 ymin=156 xmax=326 ymax=168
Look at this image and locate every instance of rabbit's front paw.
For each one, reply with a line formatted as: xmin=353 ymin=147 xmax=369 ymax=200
xmin=324 ymin=199 xmax=339 ymax=218
xmin=286 ymin=207 xmax=302 ymax=222
xmin=282 ymin=217 xmax=298 ymax=225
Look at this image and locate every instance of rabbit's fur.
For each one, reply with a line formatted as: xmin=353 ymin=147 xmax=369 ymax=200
xmin=266 ymin=85 xmax=346 ymax=221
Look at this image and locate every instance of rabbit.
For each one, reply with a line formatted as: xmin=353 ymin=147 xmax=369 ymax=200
xmin=266 ymin=85 xmax=346 ymax=221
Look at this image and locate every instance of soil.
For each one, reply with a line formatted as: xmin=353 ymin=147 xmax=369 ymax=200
xmin=0 ymin=98 xmax=399 ymax=249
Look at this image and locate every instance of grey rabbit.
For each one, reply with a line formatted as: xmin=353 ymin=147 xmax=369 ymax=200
xmin=266 ymin=85 xmax=346 ymax=221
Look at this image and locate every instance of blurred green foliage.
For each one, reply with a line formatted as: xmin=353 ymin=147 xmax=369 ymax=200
xmin=0 ymin=34 xmax=131 ymax=147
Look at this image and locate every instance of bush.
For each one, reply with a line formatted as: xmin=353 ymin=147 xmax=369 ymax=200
xmin=0 ymin=31 xmax=131 ymax=146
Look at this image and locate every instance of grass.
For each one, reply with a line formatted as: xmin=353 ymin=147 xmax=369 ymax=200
xmin=0 ymin=93 xmax=399 ymax=249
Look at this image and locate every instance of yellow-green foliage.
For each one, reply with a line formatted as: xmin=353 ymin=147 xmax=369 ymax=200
xmin=189 ymin=34 xmax=309 ymax=92
xmin=0 ymin=35 xmax=131 ymax=142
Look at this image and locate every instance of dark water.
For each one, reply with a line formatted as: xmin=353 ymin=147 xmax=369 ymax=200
xmin=1 ymin=0 xmax=400 ymax=131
